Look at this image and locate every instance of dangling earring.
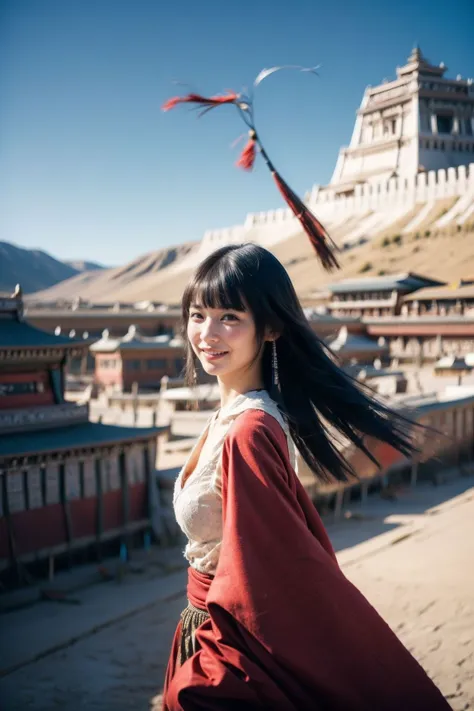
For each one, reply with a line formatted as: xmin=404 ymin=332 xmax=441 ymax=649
xmin=272 ymin=340 xmax=280 ymax=390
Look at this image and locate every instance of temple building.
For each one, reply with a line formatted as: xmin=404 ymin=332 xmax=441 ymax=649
xmin=180 ymin=47 xmax=474 ymax=268
xmin=24 ymin=301 xmax=181 ymax=341
xmin=90 ymin=325 xmax=185 ymax=392
xmin=400 ymin=280 xmax=474 ymax=316
xmin=325 ymin=273 xmax=444 ymax=318
xmin=327 ymin=326 xmax=389 ymax=365
xmin=331 ymin=46 xmax=474 ymax=191
xmin=0 ymin=289 xmax=169 ymax=580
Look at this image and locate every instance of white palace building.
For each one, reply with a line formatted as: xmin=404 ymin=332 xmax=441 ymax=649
xmin=174 ymin=47 xmax=474 ymax=270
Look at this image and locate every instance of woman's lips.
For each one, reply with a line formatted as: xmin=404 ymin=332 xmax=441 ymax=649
xmin=201 ymin=349 xmax=228 ymax=361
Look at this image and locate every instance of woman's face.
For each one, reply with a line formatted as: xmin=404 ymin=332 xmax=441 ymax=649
xmin=187 ymin=302 xmax=261 ymax=382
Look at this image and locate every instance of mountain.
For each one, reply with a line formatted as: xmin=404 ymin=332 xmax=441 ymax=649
xmin=64 ymin=260 xmax=106 ymax=272
xmin=28 ymin=242 xmax=197 ymax=303
xmin=0 ymin=241 xmax=80 ymax=294
xmin=22 ymin=193 xmax=474 ymax=305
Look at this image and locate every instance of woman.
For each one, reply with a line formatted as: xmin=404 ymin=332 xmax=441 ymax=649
xmin=163 ymin=243 xmax=449 ymax=710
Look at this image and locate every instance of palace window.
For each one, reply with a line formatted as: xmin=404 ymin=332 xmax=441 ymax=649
xmin=125 ymin=360 xmax=141 ymax=371
xmin=437 ymin=115 xmax=453 ymax=134
xmin=146 ymin=358 xmax=167 ymax=369
xmin=100 ymin=359 xmax=118 ymax=369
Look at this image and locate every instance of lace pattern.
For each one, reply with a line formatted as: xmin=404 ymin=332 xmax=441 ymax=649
xmin=173 ymin=390 xmax=297 ymax=575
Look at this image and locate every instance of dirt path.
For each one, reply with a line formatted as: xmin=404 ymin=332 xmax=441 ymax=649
xmin=1 ymin=485 xmax=472 ymax=710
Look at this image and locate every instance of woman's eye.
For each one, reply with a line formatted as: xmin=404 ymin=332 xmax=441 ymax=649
xmin=222 ymin=313 xmax=239 ymax=322
xmin=190 ymin=312 xmax=203 ymax=320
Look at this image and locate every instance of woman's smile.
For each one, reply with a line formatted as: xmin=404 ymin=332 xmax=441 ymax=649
xmin=200 ymin=348 xmax=229 ymax=361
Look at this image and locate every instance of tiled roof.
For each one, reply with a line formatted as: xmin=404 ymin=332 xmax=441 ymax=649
xmin=0 ymin=318 xmax=87 ymax=350
xmin=90 ymin=325 xmax=184 ymax=353
xmin=0 ymin=421 xmax=167 ymax=459
xmin=327 ymin=273 xmax=445 ymax=295
xmin=403 ymin=284 xmax=474 ymax=302
xmin=328 ymin=327 xmax=388 ymax=353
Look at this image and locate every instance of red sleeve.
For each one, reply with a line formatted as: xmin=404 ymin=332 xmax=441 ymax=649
xmin=165 ymin=410 xmax=450 ymax=711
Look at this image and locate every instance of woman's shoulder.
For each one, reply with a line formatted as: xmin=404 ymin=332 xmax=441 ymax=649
xmin=227 ymin=407 xmax=288 ymax=449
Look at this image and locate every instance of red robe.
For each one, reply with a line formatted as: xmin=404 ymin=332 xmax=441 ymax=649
xmin=163 ymin=409 xmax=449 ymax=710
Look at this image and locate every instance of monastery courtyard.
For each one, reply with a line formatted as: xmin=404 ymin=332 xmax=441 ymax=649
xmin=1 ymin=475 xmax=473 ymax=711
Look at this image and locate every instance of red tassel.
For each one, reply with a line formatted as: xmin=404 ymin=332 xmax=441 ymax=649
xmin=162 ymin=91 xmax=238 ymax=112
xmin=236 ymin=137 xmax=257 ymax=171
xmin=272 ymin=171 xmax=340 ymax=271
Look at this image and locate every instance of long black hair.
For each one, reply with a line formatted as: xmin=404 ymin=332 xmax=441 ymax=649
xmin=181 ymin=243 xmax=416 ymax=483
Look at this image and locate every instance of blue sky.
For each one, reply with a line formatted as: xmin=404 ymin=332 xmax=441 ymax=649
xmin=1 ymin=0 xmax=473 ymax=266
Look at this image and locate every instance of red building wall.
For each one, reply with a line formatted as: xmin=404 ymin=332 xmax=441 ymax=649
xmin=0 ymin=370 xmax=54 ymax=410
xmin=93 ymin=348 xmax=185 ymax=391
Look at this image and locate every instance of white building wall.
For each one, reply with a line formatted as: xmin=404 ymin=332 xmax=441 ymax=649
xmin=169 ymin=164 xmax=474 ymax=272
xmin=171 ymin=52 xmax=473 ymax=272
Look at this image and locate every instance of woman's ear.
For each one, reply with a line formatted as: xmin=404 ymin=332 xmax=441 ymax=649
xmin=265 ymin=329 xmax=280 ymax=343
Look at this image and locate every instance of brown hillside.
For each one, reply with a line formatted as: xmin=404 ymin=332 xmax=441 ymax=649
xmin=27 ymin=201 xmax=474 ymax=305
xmin=27 ymin=243 xmax=197 ymax=303
xmin=276 ymin=226 xmax=474 ymax=297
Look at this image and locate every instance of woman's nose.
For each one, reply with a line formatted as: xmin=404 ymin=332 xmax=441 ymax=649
xmin=200 ymin=318 xmax=219 ymax=342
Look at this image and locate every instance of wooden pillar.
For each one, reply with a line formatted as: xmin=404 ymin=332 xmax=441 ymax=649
xmin=119 ymin=451 xmax=130 ymax=542
xmin=1 ymin=472 xmax=19 ymax=581
xmin=144 ymin=443 xmax=153 ymax=522
xmin=456 ymin=409 xmax=464 ymax=467
xmin=59 ymin=463 xmax=73 ymax=566
xmin=95 ymin=458 xmax=103 ymax=560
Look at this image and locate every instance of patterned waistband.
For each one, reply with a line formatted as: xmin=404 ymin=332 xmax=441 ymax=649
xmin=181 ymin=600 xmax=210 ymax=620
xmin=178 ymin=601 xmax=210 ymax=667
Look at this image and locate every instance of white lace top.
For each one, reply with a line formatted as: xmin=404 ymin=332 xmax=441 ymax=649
xmin=173 ymin=390 xmax=297 ymax=575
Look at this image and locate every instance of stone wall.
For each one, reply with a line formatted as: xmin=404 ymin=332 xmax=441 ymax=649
xmin=172 ymin=163 xmax=474 ymax=272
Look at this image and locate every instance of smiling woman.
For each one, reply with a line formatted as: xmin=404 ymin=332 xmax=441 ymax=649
xmin=162 ymin=243 xmax=450 ymax=711
xmin=186 ymin=304 xmax=266 ymax=402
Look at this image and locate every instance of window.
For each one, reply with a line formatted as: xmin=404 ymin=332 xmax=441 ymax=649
xmin=100 ymin=358 xmax=118 ymax=369
xmin=146 ymin=358 xmax=167 ymax=370
xmin=125 ymin=360 xmax=141 ymax=371
xmin=391 ymin=119 xmax=397 ymax=134
xmin=466 ymin=119 xmax=473 ymax=136
xmin=437 ymin=115 xmax=453 ymax=134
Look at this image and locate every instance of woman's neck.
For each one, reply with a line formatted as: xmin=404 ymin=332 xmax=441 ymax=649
xmin=217 ymin=373 xmax=264 ymax=411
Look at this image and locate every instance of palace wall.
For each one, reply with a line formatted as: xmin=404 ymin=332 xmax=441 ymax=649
xmin=193 ymin=163 xmax=473 ymax=253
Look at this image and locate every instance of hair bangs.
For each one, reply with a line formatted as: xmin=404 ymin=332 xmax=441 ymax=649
xmin=183 ymin=255 xmax=248 ymax=316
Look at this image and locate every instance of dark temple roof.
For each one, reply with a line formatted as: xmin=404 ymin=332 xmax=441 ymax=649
xmin=0 ymin=422 xmax=168 ymax=459
xmin=0 ymin=317 xmax=88 ymax=350
xmin=327 ymin=273 xmax=445 ymax=295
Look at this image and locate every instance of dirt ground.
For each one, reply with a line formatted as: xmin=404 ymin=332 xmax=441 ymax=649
xmin=1 ymin=483 xmax=473 ymax=711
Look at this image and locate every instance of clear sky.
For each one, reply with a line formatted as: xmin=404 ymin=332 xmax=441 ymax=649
xmin=1 ymin=0 xmax=473 ymax=266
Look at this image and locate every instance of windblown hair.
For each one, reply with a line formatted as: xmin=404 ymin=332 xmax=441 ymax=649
xmin=181 ymin=243 xmax=416 ymax=483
